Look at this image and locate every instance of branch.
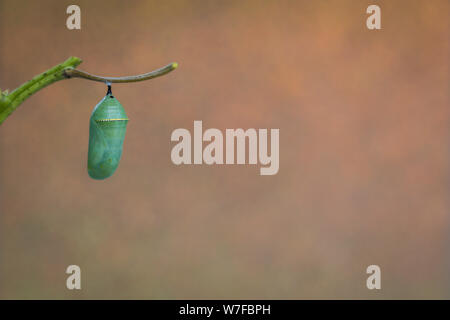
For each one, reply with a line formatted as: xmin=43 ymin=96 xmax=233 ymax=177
xmin=63 ymin=62 xmax=178 ymax=83
xmin=0 ymin=57 xmax=177 ymax=125
xmin=0 ymin=57 xmax=82 ymax=124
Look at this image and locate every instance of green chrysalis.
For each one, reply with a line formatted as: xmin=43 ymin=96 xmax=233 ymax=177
xmin=87 ymin=85 xmax=128 ymax=180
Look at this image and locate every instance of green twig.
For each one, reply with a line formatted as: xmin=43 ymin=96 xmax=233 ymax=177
xmin=0 ymin=57 xmax=82 ymax=125
xmin=0 ymin=57 xmax=177 ymax=125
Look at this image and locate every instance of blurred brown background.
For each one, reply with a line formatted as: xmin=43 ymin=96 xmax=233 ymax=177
xmin=0 ymin=0 xmax=449 ymax=299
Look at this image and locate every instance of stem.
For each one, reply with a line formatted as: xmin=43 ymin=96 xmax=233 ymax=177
xmin=0 ymin=57 xmax=178 ymax=125
xmin=0 ymin=57 xmax=82 ymax=124
xmin=63 ymin=62 xmax=178 ymax=83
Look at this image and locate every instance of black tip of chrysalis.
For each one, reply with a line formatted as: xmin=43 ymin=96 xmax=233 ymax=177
xmin=106 ymin=84 xmax=114 ymax=98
